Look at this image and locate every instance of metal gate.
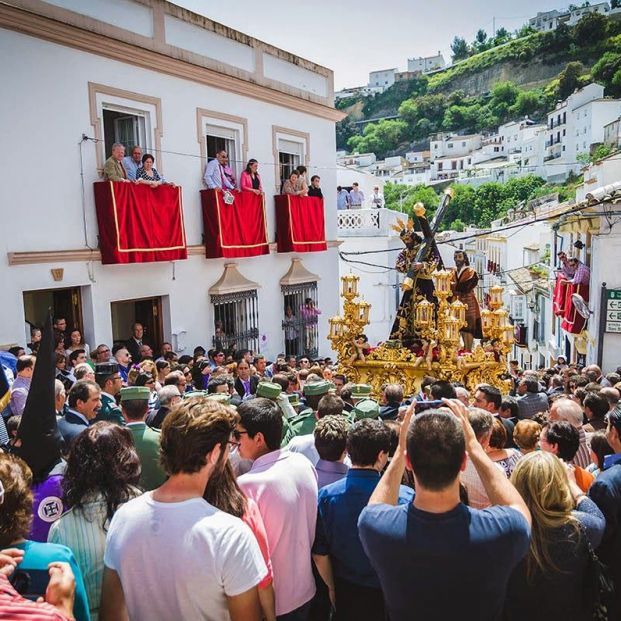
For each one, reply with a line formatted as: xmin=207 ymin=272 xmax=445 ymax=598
xmin=281 ymin=282 xmax=319 ymax=359
xmin=211 ymin=290 xmax=259 ymax=353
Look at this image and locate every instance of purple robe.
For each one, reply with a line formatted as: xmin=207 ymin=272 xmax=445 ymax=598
xmin=29 ymin=474 xmax=64 ymax=542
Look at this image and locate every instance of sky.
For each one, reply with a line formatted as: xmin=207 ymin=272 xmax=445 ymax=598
xmin=173 ymin=0 xmax=563 ymax=90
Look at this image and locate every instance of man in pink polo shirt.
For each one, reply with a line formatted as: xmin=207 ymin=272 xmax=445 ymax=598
xmin=237 ymin=398 xmax=318 ymax=620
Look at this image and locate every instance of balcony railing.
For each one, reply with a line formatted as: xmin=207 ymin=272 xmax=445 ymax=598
xmin=337 ymin=207 xmax=403 ymax=237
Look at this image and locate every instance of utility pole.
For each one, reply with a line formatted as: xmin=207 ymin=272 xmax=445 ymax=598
xmin=493 ymin=16 xmax=496 ymax=38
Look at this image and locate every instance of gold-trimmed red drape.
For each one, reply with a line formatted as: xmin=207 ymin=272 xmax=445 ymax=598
xmin=201 ymin=189 xmax=269 ymax=259
xmin=93 ymin=181 xmax=187 ymax=265
xmin=560 ymin=282 xmax=589 ymax=334
xmin=274 ymin=195 xmax=327 ymax=253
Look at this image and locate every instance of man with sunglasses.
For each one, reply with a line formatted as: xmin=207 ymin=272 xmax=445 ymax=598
xmin=237 ymin=398 xmax=317 ymax=620
xmin=93 ymin=363 xmax=124 ymax=426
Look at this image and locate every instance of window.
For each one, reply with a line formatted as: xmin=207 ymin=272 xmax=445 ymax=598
xmin=448 ymin=143 xmax=454 ymax=149
xmin=89 ymin=83 xmax=162 ymax=173
xmin=281 ymin=282 xmax=319 ymax=358
xmin=211 ymin=290 xmax=259 ymax=353
xmin=205 ymin=126 xmax=239 ymax=177
xmin=273 ymin=127 xmax=309 ymax=190
xmin=102 ymin=108 xmax=148 ymax=157
xmin=462 ymin=141 xmax=466 ymax=147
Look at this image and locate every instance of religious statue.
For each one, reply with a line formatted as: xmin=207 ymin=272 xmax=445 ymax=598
xmin=450 ymin=250 xmax=482 ymax=351
xmin=389 ymin=204 xmax=442 ymax=344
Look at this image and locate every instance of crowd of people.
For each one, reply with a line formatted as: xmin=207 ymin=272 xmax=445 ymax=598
xmin=3 ymin=316 xmax=621 ymax=620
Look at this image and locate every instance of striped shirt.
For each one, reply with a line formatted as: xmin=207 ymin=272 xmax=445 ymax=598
xmin=48 ymin=492 xmax=140 ymax=621
xmin=0 ymin=574 xmax=72 ymax=620
xmin=573 ymin=427 xmax=591 ymax=470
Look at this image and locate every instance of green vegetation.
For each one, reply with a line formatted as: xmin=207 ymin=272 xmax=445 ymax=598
xmin=338 ymin=12 xmax=621 ymax=155
xmin=382 ymin=175 xmax=577 ymax=230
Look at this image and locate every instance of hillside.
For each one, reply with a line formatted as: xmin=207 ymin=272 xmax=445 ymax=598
xmin=337 ymin=12 xmax=621 ymax=156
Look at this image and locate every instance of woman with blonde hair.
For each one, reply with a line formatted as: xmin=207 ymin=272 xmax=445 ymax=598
xmin=513 ymin=419 xmax=541 ymax=454
xmin=504 ymin=451 xmax=605 ymax=621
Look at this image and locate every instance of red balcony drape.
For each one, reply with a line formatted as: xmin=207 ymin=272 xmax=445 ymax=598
xmin=201 ymin=189 xmax=269 ymax=259
xmin=553 ymin=273 xmax=569 ymax=317
xmin=274 ymin=195 xmax=327 ymax=253
xmin=560 ymin=282 xmax=589 ymax=334
xmin=93 ymin=181 xmax=187 ymax=265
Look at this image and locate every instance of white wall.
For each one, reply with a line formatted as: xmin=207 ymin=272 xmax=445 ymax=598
xmin=0 ymin=28 xmax=340 ymax=356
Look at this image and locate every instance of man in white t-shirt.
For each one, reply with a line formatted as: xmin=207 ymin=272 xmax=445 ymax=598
xmin=236 ymin=398 xmax=318 ymax=619
xmin=100 ymin=398 xmax=267 ymax=621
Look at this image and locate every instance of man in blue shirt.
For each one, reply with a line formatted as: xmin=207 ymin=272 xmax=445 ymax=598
xmin=589 ymin=407 xmax=621 ymax=617
xmin=336 ymin=186 xmax=350 ymax=210
xmin=122 ymin=145 xmax=142 ymax=181
xmin=313 ymin=419 xmax=413 ymax=620
xmin=358 ymin=400 xmax=531 ymax=621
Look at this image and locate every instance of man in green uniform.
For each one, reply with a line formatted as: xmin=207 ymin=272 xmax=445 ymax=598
xmin=288 ymin=380 xmax=335 ymax=439
xmin=93 ymin=362 xmax=124 ymax=425
xmin=120 ymin=386 xmax=167 ymax=491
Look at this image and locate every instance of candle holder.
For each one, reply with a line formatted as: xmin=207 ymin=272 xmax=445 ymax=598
xmin=488 ymin=285 xmax=504 ymax=310
xmin=432 ymin=270 xmax=453 ymax=298
xmin=481 ymin=309 xmax=494 ymax=335
xmin=450 ymin=300 xmax=467 ymax=327
xmin=415 ymin=299 xmax=434 ymax=328
xmin=357 ymin=301 xmax=371 ymax=324
xmin=342 ymin=274 xmax=359 ymax=300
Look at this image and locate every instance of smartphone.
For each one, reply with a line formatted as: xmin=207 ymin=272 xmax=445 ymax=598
xmin=414 ymin=400 xmax=445 ymax=412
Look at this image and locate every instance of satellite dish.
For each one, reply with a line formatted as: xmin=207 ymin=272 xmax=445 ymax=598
xmin=572 ymin=293 xmax=592 ymax=319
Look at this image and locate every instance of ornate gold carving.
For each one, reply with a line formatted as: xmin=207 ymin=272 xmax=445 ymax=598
xmin=329 ymin=273 xmax=513 ymax=398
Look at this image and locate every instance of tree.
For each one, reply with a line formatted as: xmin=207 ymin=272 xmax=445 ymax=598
xmin=557 ymin=61 xmax=584 ymax=99
xmin=612 ymin=0 xmax=620 ymax=8
xmin=573 ymin=12 xmax=609 ymax=47
xmin=509 ymin=89 xmax=543 ymax=117
xmin=347 ymin=119 xmax=407 ymax=158
xmin=493 ymin=27 xmax=511 ymax=46
xmin=451 ymin=36 xmax=470 ymax=62
xmin=442 ymin=104 xmax=481 ymax=131
xmin=475 ymin=29 xmax=487 ymax=45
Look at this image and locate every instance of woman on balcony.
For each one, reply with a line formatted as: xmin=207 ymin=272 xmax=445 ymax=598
xmin=136 ymin=153 xmax=169 ymax=187
xmin=282 ymin=170 xmax=308 ymax=197
xmin=240 ymin=159 xmax=263 ymax=195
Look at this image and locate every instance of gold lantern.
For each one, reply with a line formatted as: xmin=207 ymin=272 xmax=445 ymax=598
xmin=342 ymin=274 xmax=359 ymax=300
xmin=450 ymin=300 xmax=467 ymax=326
xmin=493 ymin=308 xmax=509 ymax=328
xmin=415 ymin=299 xmax=433 ymax=327
xmin=329 ymin=315 xmax=345 ymax=339
xmin=502 ymin=325 xmax=515 ymax=345
xmin=432 ymin=270 xmax=453 ymax=296
xmin=444 ymin=316 xmax=460 ymax=343
xmin=357 ymin=300 xmax=371 ymax=324
xmin=481 ymin=309 xmax=494 ymax=334
xmin=488 ymin=285 xmax=504 ymax=310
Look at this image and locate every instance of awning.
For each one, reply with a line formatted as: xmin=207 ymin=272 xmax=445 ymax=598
xmin=208 ymin=263 xmax=260 ymax=295
xmin=279 ymin=258 xmax=320 ymax=286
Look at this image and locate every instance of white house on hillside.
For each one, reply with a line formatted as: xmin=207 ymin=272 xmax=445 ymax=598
xmin=407 ymin=52 xmax=445 ymax=74
xmin=368 ymin=68 xmax=397 ymax=91
xmin=0 ymin=0 xmax=342 ymax=359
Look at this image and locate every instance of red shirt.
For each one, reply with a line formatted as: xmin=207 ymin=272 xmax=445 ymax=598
xmin=0 ymin=574 xmax=73 ymax=620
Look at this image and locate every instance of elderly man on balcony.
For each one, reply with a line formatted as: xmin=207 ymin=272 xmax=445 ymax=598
xmin=103 ymin=143 xmax=130 ymax=182
xmin=203 ymin=150 xmax=236 ymax=190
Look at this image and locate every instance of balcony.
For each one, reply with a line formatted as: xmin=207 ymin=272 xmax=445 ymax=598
xmin=337 ymin=208 xmax=404 ymax=237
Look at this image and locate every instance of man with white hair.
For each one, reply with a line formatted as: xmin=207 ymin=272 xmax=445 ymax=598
xmin=549 ymin=397 xmax=590 ymax=468
xmin=146 ymin=384 xmax=182 ymax=429
xmin=103 ymin=142 xmax=130 ymax=182
xmin=455 ymin=386 xmax=470 ymax=406
xmin=54 ymin=379 xmax=66 ymax=416
xmin=584 ymin=364 xmax=612 ymax=387
xmin=73 ymin=363 xmax=95 ymax=382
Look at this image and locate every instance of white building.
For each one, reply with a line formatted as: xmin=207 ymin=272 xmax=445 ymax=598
xmin=368 ymin=68 xmax=397 ymax=91
xmin=407 ymin=52 xmax=445 ymax=74
xmin=529 ymin=9 xmax=568 ymax=31
xmin=529 ymin=3 xmax=610 ymax=31
xmin=0 ymin=0 xmax=343 ymax=359
xmin=567 ymin=2 xmax=610 ymax=26
xmin=545 ymin=84 xmax=621 ymax=181
xmin=604 ymin=116 xmax=621 ymax=150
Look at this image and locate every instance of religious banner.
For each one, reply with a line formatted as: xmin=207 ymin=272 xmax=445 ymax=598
xmin=201 ymin=189 xmax=269 ymax=259
xmin=94 ymin=181 xmax=187 ymax=265
xmin=560 ymin=282 xmax=589 ymax=334
xmin=275 ymin=195 xmax=327 ymax=253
